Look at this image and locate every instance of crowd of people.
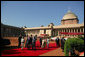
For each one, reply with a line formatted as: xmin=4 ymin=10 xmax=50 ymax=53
xmin=18 ymin=34 xmax=66 ymax=50
xmin=18 ymin=34 xmax=37 ymax=50
xmin=18 ymin=34 xmax=51 ymax=50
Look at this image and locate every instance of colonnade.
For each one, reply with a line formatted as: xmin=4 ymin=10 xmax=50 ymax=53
xmin=53 ymin=27 xmax=84 ymax=37
xmin=25 ymin=27 xmax=84 ymax=37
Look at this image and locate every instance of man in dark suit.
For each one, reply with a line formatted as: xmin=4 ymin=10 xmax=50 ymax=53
xmin=32 ymin=36 xmax=36 ymax=50
xmin=55 ymin=37 xmax=59 ymax=47
xmin=40 ymin=37 xmax=42 ymax=47
xmin=61 ymin=37 xmax=65 ymax=51
xmin=30 ymin=35 xmax=33 ymax=46
xmin=57 ymin=37 xmax=60 ymax=47
xmin=34 ymin=35 xmax=37 ymax=47
xmin=18 ymin=34 xmax=22 ymax=48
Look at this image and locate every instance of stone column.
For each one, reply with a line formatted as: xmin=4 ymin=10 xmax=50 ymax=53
xmin=77 ymin=28 xmax=78 ymax=33
xmin=68 ymin=29 xmax=70 ymax=37
xmin=67 ymin=29 xmax=69 ymax=32
xmin=66 ymin=29 xmax=68 ymax=36
xmin=61 ymin=29 xmax=62 ymax=36
xmin=71 ymin=29 xmax=73 ymax=33
xmin=80 ymin=28 xmax=81 ymax=33
xmin=71 ymin=29 xmax=73 ymax=37
xmin=74 ymin=29 xmax=76 ymax=37
xmin=68 ymin=29 xmax=69 ymax=36
xmin=69 ymin=29 xmax=71 ymax=33
xmin=76 ymin=28 xmax=78 ymax=37
xmin=74 ymin=29 xmax=75 ymax=33
xmin=64 ymin=29 xmax=65 ymax=36
xmin=83 ymin=28 xmax=84 ymax=33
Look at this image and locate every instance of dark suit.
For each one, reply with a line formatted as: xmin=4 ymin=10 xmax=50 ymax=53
xmin=32 ymin=37 xmax=36 ymax=49
xmin=30 ymin=37 xmax=32 ymax=45
xmin=57 ymin=38 xmax=59 ymax=47
xmin=34 ymin=36 xmax=37 ymax=46
xmin=61 ymin=38 xmax=65 ymax=50
xmin=18 ymin=36 xmax=22 ymax=48
xmin=40 ymin=38 xmax=42 ymax=47
xmin=55 ymin=38 xmax=59 ymax=47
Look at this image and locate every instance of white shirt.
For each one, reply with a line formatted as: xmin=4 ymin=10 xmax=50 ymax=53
xmin=21 ymin=38 xmax=24 ymax=43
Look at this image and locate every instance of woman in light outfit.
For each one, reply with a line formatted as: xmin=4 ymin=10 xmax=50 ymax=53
xmin=21 ymin=36 xmax=25 ymax=50
xmin=41 ymin=38 xmax=46 ymax=48
xmin=46 ymin=38 xmax=49 ymax=48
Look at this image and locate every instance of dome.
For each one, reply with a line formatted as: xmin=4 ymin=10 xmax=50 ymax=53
xmin=62 ymin=10 xmax=78 ymax=20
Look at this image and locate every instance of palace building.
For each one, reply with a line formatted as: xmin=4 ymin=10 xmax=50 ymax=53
xmin=24 ymin=10 xmax=84 ymax=37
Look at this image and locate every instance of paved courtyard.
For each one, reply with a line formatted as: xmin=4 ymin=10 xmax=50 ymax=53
xmin=39 ymin=48 xmax=65 ymax=56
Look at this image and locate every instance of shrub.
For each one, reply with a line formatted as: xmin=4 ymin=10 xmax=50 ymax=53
xmin=64 ymin=38 xmax=84 ymax=56
xmin=78 ymin=36 xmax=84 ymax=40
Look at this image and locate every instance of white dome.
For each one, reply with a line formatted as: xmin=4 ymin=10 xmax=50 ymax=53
xmin=62 ymin=10 xmax=78 ymax=20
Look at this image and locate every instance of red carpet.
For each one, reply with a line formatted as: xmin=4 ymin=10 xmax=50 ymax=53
xmin=1 ymin=41 xmax=59 ymax=56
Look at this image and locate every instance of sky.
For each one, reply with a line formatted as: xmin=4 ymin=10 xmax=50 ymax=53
xmin=1 ymin=1 xmax=84 ymax=28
